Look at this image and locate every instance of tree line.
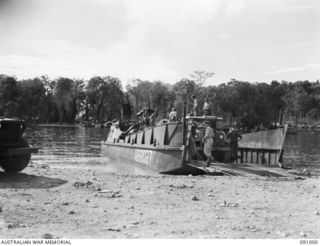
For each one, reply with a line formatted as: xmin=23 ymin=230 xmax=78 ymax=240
xmin=0 ymin=73 xmax=319 ymax=129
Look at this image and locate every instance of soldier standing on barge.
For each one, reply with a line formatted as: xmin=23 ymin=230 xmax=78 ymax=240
xmin=202 ymin=98 xmax=211 ymax=116
xmin=169 ymin=108 xmax=177 ymax=122
xmin=202 ymin=121 xmax=214 ymax=167
xmin=191 ymin=95 xmax=199 ymax=116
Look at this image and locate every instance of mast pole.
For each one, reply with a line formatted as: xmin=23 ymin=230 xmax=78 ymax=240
xmin=182 ymin=102 xmax=187 ymax=145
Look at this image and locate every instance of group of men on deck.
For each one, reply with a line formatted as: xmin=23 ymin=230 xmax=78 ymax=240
xmin=125 ymin=95 xmax=242 ymax=166
xmin=191 ymin=95 xmax=211 ymax=117
xmin=168 ymin=95 xmax=210 ymax=122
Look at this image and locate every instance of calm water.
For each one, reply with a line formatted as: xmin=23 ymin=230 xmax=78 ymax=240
xmin=283 ymin=131 xmax=320 ymax=175
xmin=26 ymin=125 xmax=153 ymax=175
xmin=26 ymin=126 xmax=320 ymax=175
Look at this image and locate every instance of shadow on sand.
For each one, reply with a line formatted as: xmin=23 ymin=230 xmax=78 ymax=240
xmin=0 ymin=172 xmax=67 ymax=189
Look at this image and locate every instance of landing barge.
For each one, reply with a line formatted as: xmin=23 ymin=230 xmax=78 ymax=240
xmin=101 ymin=119 xmax=203 ymax=175
xmin=101 ymin=116 xmax=288 ymax=175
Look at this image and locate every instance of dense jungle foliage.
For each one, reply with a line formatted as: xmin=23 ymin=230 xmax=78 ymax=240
xmin=0 ymin=73 xmax=319 ymax=129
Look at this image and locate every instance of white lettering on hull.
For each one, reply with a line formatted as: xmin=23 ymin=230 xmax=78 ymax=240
xmin=134 ymin=149 xmax=153 ymax=166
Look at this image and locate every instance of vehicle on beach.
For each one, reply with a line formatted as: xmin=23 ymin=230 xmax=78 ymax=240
xmin=0 ymin=117 xmax=38 ymax=172
xmin=186 ymin=115 xmax=232 ymax=162
xmin=101 ymin=112 xmax=288 ymax=175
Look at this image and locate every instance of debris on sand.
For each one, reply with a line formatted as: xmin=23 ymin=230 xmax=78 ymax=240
xmin=106 ymin=228 xmax=121 ymax=232
xmin=95 ymin=186 xmax=102 ymax=192
xmin=276 ymin=231 xmax=289 ymax=237
xmin=0 ymin=220 xmax=6 ymax=230
xmin=98 ymin=190 xmax=122 ymax=198
xmin=169 ymin=184 xmax=194 ymax=189
xmin=90 ymin=205 xmax=99 ymax=208
xmin=124 ymin=221 xmax=140 ymax=228
xmin=6 ymin=222 xmax=26 ymax=229
xmin=230 ymin=203 xmax=239 ymax=208
xmin=219 ymin=200 xmax=239 ymax=208
xmin=42 ymin=233 xmax=54 ymax=239
xmin=108 ymin=191 xmax=122 ymax=198
xmin=7 ymin=224 xmax=15 ymax=229
xmin=98 ymin=189 xmax=112 ymax=193
xmin=293 ymin=168 xmax=312 ymax=176
xmin=73 ymin=181 xmax=95 ymax=189
xmin=40 ymin=164 xmax=50 ymax=169
xmin=302 ymin=169 xmax=311 ymax=176
xmin=300 ymin=231 xmax=307 ymax=237
xmin=191 ymin=196 xmax=199 ymax=201
xmin=294 ymin=176 xmax=305 ymax=180
xmin=221 ymin=200 xmax=227 ymax=207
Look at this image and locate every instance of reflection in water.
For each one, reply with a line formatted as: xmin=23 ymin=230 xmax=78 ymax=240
xmin=26 ymin=125 xmax=154 ymax=175
xmin=26 ymin=126 xmax=320 ymax=176
xmin=283 ymin=131 xmax=320 ymax=175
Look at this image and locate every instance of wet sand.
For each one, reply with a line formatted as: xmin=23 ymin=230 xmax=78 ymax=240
xmin=0 ymin=162 xmax=319 ymax=239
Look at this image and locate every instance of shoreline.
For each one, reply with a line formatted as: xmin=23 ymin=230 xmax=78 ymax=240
xmin=0 ymin=163 xmax=319 ymax=239
xmin=27 ymin=122 xmax=320 ymax=133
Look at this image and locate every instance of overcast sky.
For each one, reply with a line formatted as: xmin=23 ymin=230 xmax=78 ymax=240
xmin=0 ymin=0 xmax=319 ymax=85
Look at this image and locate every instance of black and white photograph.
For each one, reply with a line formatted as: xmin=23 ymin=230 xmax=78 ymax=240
xmin=0 ymin=0 xmax=319 ymax=242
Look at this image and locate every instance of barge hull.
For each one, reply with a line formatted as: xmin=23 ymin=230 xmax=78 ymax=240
xmin=101 ymin=142 xmax=205 ymax=175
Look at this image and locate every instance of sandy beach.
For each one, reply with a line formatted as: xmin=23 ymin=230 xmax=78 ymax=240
xmin=0 ymin=162 xmax=319 ymax=239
